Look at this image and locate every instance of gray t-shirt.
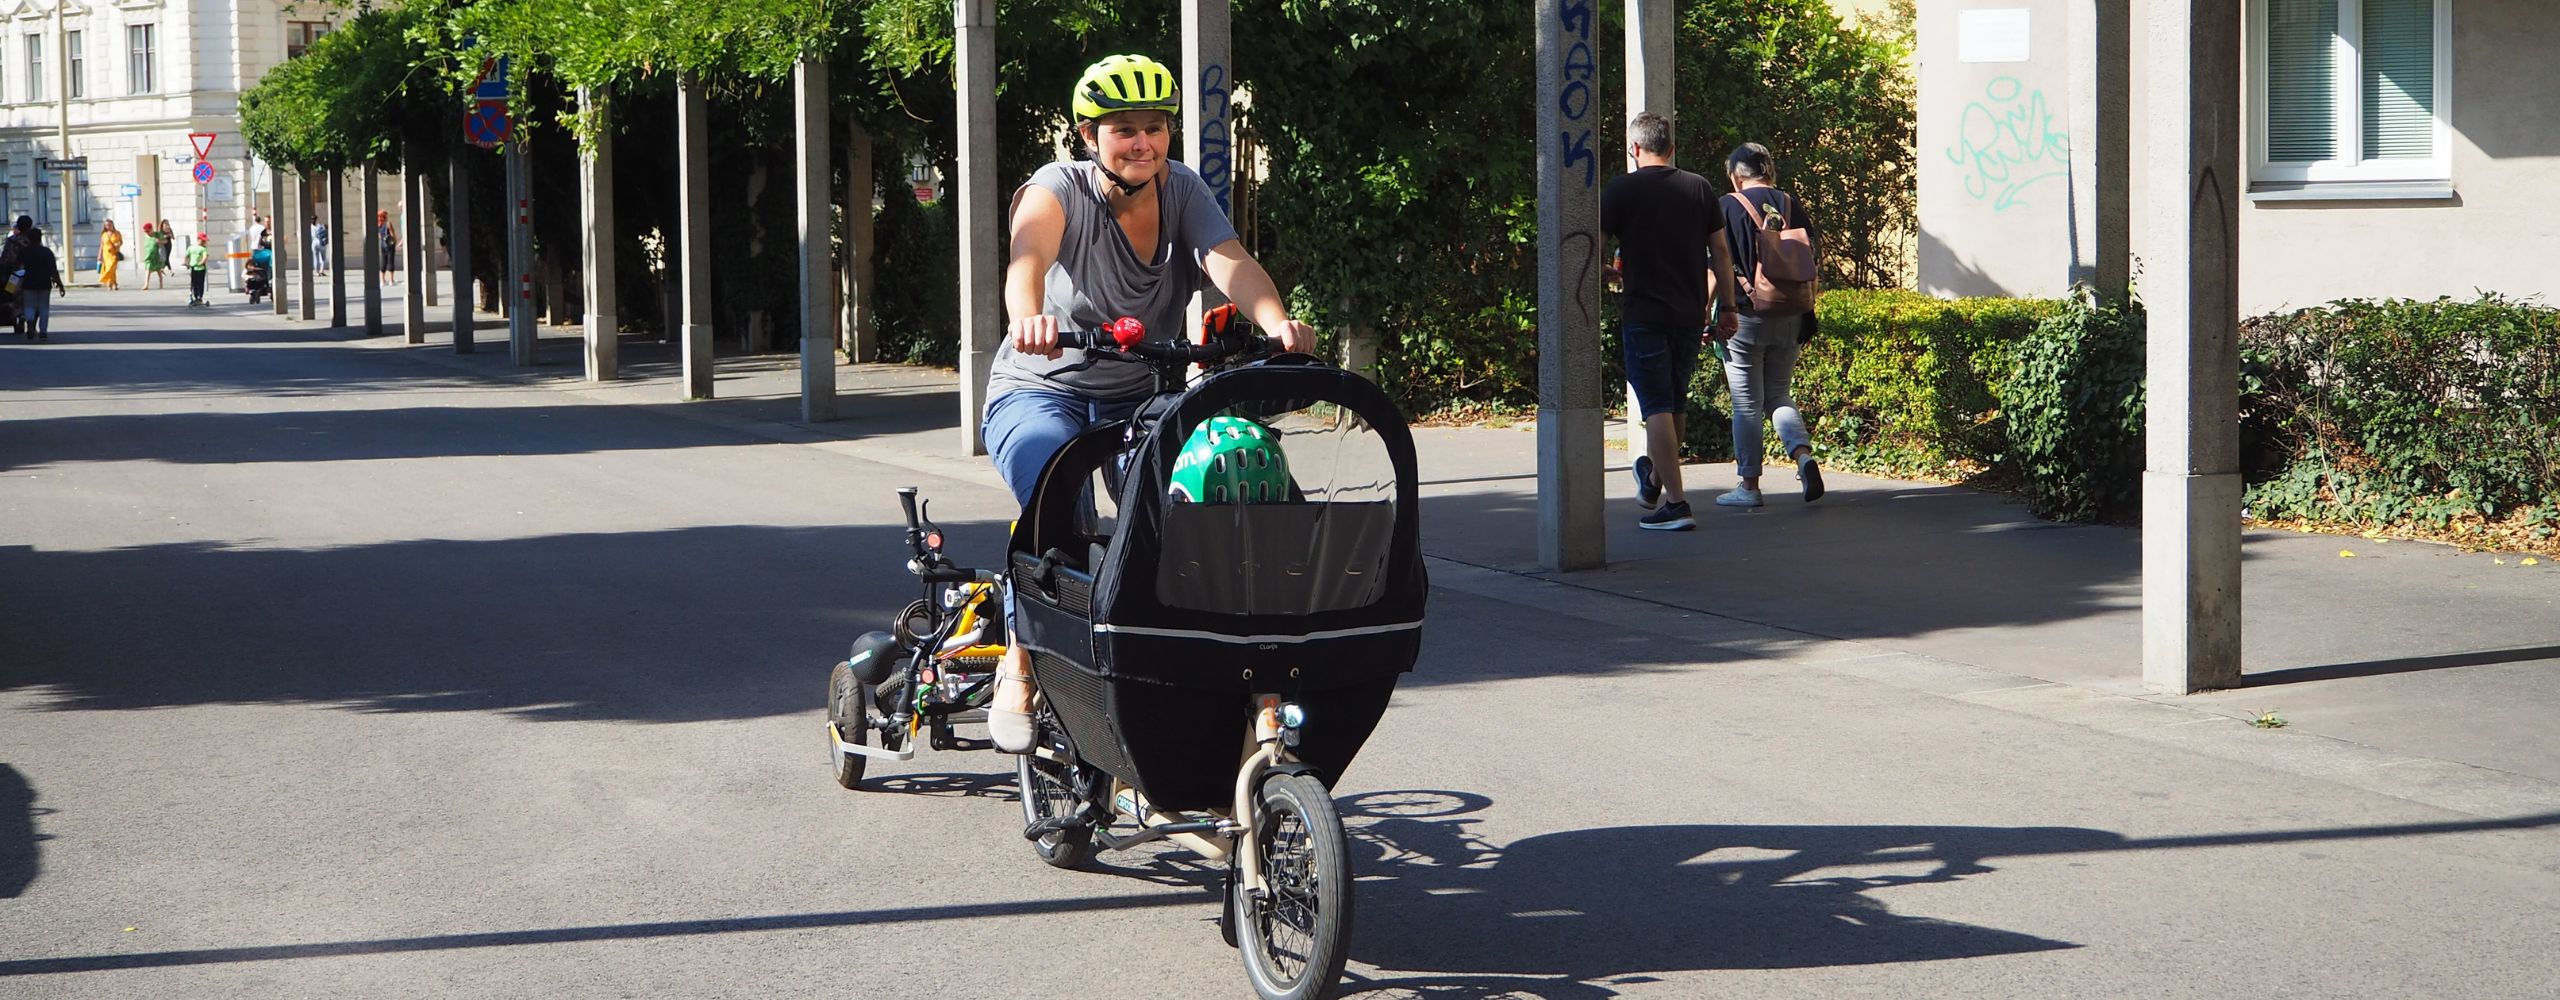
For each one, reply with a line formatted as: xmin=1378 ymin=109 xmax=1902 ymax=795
xmin=986 ymin=159 xmax=1240 ymax=404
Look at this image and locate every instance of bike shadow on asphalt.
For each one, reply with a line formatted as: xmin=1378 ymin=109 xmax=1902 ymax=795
xmin=0 ymin=764 xmax=47 ymax=899
xmin=1286 ymin=789 xmax=2560 ymax=1000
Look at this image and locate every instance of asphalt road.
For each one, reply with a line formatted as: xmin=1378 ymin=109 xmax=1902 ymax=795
xmin=4 ymin=292 xmax=2556 ymax=999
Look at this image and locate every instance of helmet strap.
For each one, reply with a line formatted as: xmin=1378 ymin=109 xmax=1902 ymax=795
xmin=1093 ymin=160 xmax=1151 ymax=198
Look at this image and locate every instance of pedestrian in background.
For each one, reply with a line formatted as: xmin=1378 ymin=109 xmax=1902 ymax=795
xmin=311 ymin=217 xmax=330 ymax=276
xmin=1713 ymin=141 xmax=1824 ymax=508
xmin=141 ymin=223 xmax=168 ymax=289
xmin=376 ymin=211 xmax=399 ymax=287
xmin=1600 ymin=111 xmax=1738 ymax=532
xmin=15 ymin=227 xmax=67 ymax=342
xmin=97 ymin=220 xmax=124 ymax=291
xmin=186 ymin=233 xmax=212 ymax=307
xmin=153 ymin=220 xmax=175 ymax=289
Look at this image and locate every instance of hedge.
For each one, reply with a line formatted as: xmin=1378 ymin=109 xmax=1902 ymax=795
xmin=1667 ymin=290 xmax=2557 ymax=538
xmin=1681 ymin=289 xmax=2062 ymax=476
xmin=2241 ymin=296 xmax=2560 ymax=533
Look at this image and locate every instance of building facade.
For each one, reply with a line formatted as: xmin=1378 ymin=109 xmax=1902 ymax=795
xmin=0 ymin=0 xmax=356 ymax=271
xmin=1917 ymin=0 xmax=2558 ymax=313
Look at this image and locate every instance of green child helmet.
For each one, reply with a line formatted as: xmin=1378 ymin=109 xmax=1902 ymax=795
xmin=1171 ymin=415 xmax=1291 ymax=504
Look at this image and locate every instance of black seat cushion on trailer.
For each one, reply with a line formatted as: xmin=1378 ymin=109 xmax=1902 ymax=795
xmin=1155 ymin=500 xmax=1395 ymax=616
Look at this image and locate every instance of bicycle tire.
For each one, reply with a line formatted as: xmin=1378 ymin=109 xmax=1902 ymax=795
xmin=1235 ymin=773 xmax=1352 ymax=1000
xmin=826 ymin=661 xmax=870 ymax=789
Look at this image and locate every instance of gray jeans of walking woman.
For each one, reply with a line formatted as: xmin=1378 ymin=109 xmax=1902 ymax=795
xmin=1722 ymin=312 xmax=1811 ymax=479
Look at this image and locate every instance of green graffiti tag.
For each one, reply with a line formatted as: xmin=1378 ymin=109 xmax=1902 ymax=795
xmin=1945 ymin=76 xmax=2069 ymax=213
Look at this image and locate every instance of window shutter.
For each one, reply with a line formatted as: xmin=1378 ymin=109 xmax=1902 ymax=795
xmin=2265 ymin=0 xmax=2341 ymax=163
xmin=2362 ymin=0 xmax=2437 ymax=160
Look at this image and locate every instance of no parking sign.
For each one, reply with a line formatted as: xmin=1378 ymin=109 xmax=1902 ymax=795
xmin=192 ymin=161 xmax=216 ymax=184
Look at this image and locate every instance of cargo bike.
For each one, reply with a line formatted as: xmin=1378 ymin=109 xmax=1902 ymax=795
xmin=1003 ymin=314 xmax=1427 ymax=1000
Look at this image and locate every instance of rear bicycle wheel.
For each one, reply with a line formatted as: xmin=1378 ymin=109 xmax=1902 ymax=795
xmin=1015 ymin=706 xmax=1097 ymax=869
xmin=1235 ymin=773 xmax=1352 ymax=1000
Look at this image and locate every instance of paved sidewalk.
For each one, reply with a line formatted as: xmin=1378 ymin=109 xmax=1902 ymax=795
xmin=299 ymin=289 xmax=2560 ymax=812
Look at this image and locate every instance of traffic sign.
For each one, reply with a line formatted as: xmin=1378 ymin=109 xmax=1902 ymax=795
xmin=38 ymin=156 xmax=88 ymax=171
xmin=465 ymin=101 xmax=510 ymax=149
xmin=469 ymin=56 xmax=511 ymax=101
xmin=189 ymin=132 xmax=216 ymax=160
xmin=120 ymin=183 xmax=141 ymax=198
xmin=193 ymin=161 xmax=216 ymax=183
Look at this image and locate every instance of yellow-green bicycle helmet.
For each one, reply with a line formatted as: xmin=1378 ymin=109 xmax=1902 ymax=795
xmin=1072 ymin=54 xmax=1180 ymax=120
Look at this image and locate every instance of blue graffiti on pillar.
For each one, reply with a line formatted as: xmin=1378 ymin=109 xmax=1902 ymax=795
xmin=1197 ymin=63 xmax=1234 ymax=217
xmin=1558 ymin=0 xmax=1598 ymax=320
xmin=1559 ymin=0 xmax=1596 ymax=189
xmin=1945 ymin=76 xmax=2069 ymax=213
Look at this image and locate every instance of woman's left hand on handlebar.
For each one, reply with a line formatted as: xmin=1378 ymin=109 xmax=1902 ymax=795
xmin=1273 ymin=319 xmax=1316 ymax=354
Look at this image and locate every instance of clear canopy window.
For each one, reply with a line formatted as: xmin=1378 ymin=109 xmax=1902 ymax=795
xmin=1156 ymin=402 xmax=1397 ymax=616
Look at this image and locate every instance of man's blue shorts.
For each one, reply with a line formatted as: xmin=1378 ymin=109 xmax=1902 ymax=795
xmin=1622 ymin=323 xmax=1702 ymax=420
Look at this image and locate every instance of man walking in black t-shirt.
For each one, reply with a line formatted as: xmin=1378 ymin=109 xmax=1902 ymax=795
xmin=1600 ymin=112 xmax=1738 ymax=531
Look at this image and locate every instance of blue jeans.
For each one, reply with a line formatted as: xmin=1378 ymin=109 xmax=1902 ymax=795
xmin=1721 ymin=313 xmax=1811 ymax=479
xmin=983 ymin=386 xmax=1143 ymax=509
xmin=1622 ymin=323 xmax=1703 ymax=419
xmin=17 ymin=287 xmax=50 ymax=336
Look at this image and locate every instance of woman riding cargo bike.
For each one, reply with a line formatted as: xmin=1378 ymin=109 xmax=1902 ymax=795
xmin=979 ymin=52 xmax=1317 ymax=752
xmin=825 ymin=55 xmax=1424 ymax=1000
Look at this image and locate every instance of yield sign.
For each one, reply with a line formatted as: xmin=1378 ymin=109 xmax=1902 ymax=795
xmin=188 ymin=132 xmax=216 ymax=160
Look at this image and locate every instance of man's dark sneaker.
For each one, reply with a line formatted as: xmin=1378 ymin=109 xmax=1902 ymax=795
xmin=1633 ymin=455 xmax=1661 ymax=510
xmin=1639 ymin=499 xmax=1695 ymax=531
xmin=1798 ymin=455 xmax=1825 ymax=503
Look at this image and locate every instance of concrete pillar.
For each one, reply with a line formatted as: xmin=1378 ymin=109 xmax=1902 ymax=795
xmin=361 ymin=162 xmax=382 ymax=337
xmin=678 ymin=76 xmax=715 ymax=400
xmin=297 ymin=171 xmax=315 ymax=321
xmin=506 ymin=137 xmax=536 ymax=366
xmin=1620 ymin=0 xmax=1675 ymax=454
xmin=954 ymin=0 xmax=1000 ymax=453
xmin=1182 ymin=0 xmax=1235 ymax=337
xmin=270 ymin=166 xmax=290 ymax=316
xmin=1538 ymin=0 xmax=1607 ymax=572
xmin=795 ymin=60 xmax=837 ymax=422
xmin=328 ymin=169 xmax=346 ymax=329
xmin=2142 ymin=0 xmax=2244 ymax=694
xmin=449 ymin=154 xmax=473 ymax=352
xmin=2071 ymin=0 xmax=2132 ymax=302
xmin=579 ymin=87 xmax=619 ymax=382
xmin=403 ymin=160 xmax=427 ymax=345
xmin=843 ymin=117 xmax=878 ymax=363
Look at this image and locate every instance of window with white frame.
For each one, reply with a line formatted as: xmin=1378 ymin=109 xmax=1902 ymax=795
xmin=66 ymin=30 xmax=82 ymax=99
xmin=2253 ymin=0 xmax=2451 ymax=186
xmin=126 ymin=23 xmax=154 ymax=95
xmin=25 ymin=34 xmax=43 ymax=103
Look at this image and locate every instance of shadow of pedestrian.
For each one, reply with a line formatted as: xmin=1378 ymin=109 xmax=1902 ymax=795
xmin=1 ymin=765 xmax=46 ymax=898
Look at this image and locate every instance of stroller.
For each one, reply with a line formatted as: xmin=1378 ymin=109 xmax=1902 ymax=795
xmin=1008 ymin=314 xmax=1427 ymax=1000
xmin=244 ymin=244 xmax=273 ymax=304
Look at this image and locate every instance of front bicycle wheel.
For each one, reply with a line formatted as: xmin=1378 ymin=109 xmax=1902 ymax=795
xmin=1235 ymin=773 xmax=1352 ymax=1000
xmin=1015 ymin=706 xmax=1097 ymax=869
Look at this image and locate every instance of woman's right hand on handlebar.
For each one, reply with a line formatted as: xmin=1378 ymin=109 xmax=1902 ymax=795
xmin=1011 ymin=314 xmax=1064 ymax=359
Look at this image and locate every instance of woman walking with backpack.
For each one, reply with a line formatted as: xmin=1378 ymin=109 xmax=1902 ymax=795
xmin=1713 ymin=142 xmax=1824 ymax=507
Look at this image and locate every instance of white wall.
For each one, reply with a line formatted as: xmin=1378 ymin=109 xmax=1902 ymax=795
xmin=1921 ymin=0 xmax=2560 ymax=312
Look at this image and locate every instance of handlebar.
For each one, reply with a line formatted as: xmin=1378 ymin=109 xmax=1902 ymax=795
xmin=1057 ymin=318 xmax=1274 ymax=367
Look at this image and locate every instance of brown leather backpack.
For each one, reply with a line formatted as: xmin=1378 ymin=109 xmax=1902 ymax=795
xmin=1727 ymin=191 xmax=1818 ymax=315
